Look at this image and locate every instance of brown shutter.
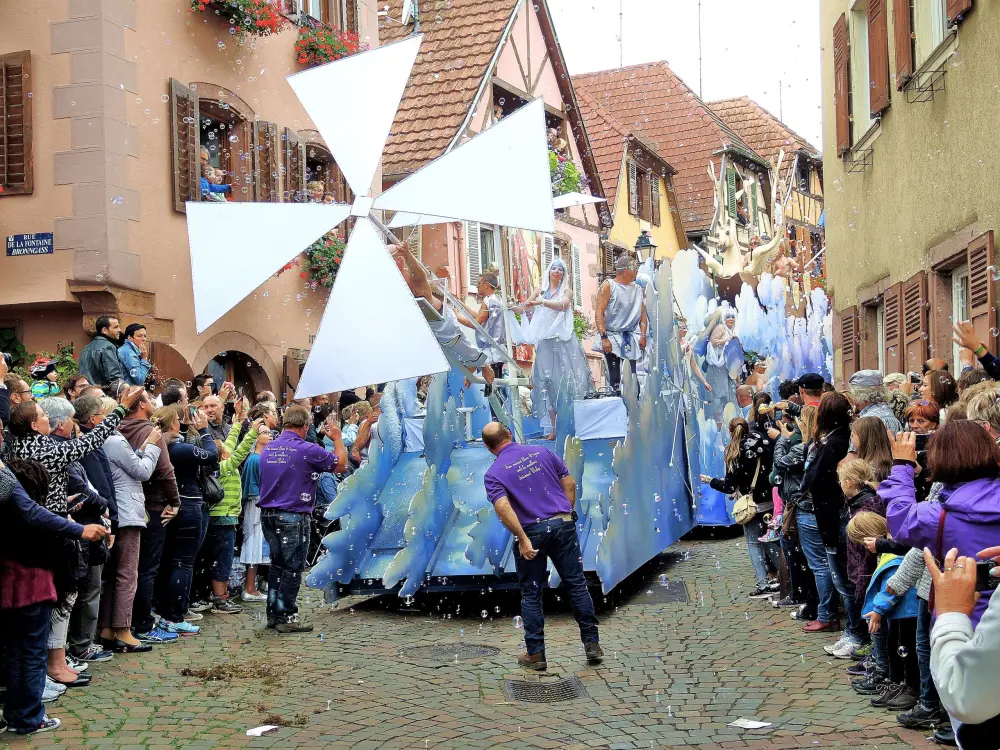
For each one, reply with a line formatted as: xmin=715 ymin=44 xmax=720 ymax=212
xmin=0 ymin=51 xmax=32 ymax=196
xmin=628 ymin=160 xmax=638 ymax=216
xmin=253 ymin=120 xmax=279 ymax=202
xmin=967 ymin=231 xmax=996 ymax=355
xmin=893 ymin=0 xmax=914 ymax=90
xmin=840 ymin=306 xmax=859 ymax=381
xmin=639 ymin=171 xmax=651 ymax=223
xmin=868 ymin=0 xmax=890 ymax=116
xmin=834 ymin=14 xmax=851 ymax=156
xmin=283 ymin=127 xmax=305 ymax=202
xmin=883 ymin=282 xmax=903 ymax=373
xmin=345 ymin=0 xmax=358 ymax=34
xmin=169 ymin=78 xmax=200 ymax=213
xmin=650 ymin=173 xmax=661 ymax=226
xmin=946 ymin=0 xmax=973 ymax=23
xmin=902 ymin=271 xmax=928 ymax=371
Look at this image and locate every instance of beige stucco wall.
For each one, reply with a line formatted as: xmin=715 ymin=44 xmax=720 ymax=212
xmin=0 ymin=0 xmax=376 ymax=390
xmin=820 ymin=0 xmax=998 ymax=314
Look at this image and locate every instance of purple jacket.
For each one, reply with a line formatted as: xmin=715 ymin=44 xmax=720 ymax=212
xmin=846 ymin=486 xmax=885 ymax=602
xmin=882 ymin=461 xmax=1000 ymax=627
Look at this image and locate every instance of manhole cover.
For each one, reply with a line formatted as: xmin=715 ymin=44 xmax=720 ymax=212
xmin=503 ymin=676 xmax=588 ymax=703
xmin=397 ymin=643 xmax=500 ymax=664
xmin=628 ymin=579 xmax=689 ymax=604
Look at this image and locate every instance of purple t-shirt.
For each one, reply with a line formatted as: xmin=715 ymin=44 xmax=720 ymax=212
xmin=257 ymin=430 xmax=338 ymax=514
xmin=483 ymin=442 xmax=572 ymax=527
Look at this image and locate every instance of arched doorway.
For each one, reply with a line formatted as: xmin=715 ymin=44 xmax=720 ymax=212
xmin=206 ymin=351 xmax=271 ymax=401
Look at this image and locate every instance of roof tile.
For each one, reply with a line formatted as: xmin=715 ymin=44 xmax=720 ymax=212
xmin=707 ymin=96 xmax=819 ymax=164
xmin=381 ymin=0 xmax=519 ymax=176
xmin=573 ymin=61 xmax=766 ymax=233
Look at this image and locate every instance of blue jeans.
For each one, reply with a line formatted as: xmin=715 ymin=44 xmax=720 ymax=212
xmin=872 ymin=628 xmax=890 ymax=674
xmin=917 ymin=598 xmax=940 ymax=709
xmin=825 ymin=514 xmax=863 ymax=641
xmin=206 ymin=524 xmax=237 ymax=585
xmin=796 ymin=510 xmax=836 ymax=622
xmin=157 ymin=499 xmax=207 ymax=623
xmin=743 ymin=512 xmax=781 ymax=588
xmin=261 ymin=509 xmax=310 ymax=624
xmin=133 ymin=507 xmax=166 ymax=633
xmin=514 ymin=518 xmax=599 ymax=655
xmin=1 ymin=602 xmax=52 ymax=733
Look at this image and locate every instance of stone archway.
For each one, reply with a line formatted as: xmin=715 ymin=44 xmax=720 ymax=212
xmin=192 ymin=330 xmax=278 ymax=397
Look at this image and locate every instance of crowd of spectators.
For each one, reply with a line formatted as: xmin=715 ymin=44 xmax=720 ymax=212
xmin=0 ymin=327 xmax=369 ymax=735
xmin=699 ymin=322 xmax=1000 ymax=748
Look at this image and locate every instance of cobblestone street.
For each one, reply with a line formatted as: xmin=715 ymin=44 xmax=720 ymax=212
xmin=6 ymin=535 xmax=933 ymax=750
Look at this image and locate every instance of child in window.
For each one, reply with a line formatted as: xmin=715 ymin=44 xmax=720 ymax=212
xmin=200 ymin=162 xmax=231 ymax=202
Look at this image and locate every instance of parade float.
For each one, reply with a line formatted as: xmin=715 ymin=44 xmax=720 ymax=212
xmin=185 ymin=35 xmax=832 ymax=599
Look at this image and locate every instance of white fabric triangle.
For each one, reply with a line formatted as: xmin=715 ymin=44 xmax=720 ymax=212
xmin=187 ymin=202 xmax=350 ymax=334
xmin=387 ymin=211 xmax=457 ymax=228
xmin=287 ymin=35 xmax=422 ymax=196
xmin=295 ymin=217 xmax=449 ymax=397
xmin=374 ymin=98 xmax=555 ymax=233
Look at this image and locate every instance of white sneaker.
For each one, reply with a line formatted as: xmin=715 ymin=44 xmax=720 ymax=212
xmin=823 ymin=636 xmax=847 ymax=655
xmin=44 ymin=676 xmax=67 ymax=695
xmin=42 ymin=686 xmax=61 ymax=703
xmin=831 ymin=638 xmax=861 ymax=659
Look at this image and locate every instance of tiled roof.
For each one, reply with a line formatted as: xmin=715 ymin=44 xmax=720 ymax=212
xmin=380 ymin=0 xmax=519 ymax=176
xmin=575 ymin=89 xmax=671 ymax=215
xmin=708 ymin=96 xmax=820 ymax=164
xmin=573 ymin=61 xmax=765 ymax=234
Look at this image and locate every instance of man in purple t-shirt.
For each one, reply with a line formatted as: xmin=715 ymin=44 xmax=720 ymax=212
xmin=482 ymin=422 xmax=601 ymax=670
xmin=258 ymin=405 xmax=347 ymax=633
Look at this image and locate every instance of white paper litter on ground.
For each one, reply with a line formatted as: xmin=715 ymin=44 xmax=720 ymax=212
xmin=727 ymin=718 xmax=772 ymax=729
xmin=246 ymin=725 xmax=280 ymax=737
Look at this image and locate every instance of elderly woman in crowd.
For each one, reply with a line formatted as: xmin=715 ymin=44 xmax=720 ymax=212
xmin=847 ymin=370 xmax=901 ymax=433
xmin=94 ymin=397 xmax=163 ymax=652
xmin=2 ymin=388 xmax=143 ymax=686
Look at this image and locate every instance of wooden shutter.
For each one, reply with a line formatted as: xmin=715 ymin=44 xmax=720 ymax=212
xmin=840 ymin=306 xmax=859 ymax=381
xmin=283 ymin=127 xmax=305 ymax=202
xmin=967 ymin=231 xmax=996 ymax=355
xmin=893 ymin=0 xmax=914 ymax=90
xmin=650 ymin=174 xmax=661 ymax=226
xmin=750 ymin=181 xmax=758 ymax=232
xmin=726 ymin=167 xmax=737 ymax=218
xmin=639 ymin=171 xmax=652 ymax=223
xmin=464 ymin=220 xmax=481 ymax=289
xmin=571 ymin=244 xmax=583 ymax=309
xmin=627 ymin=160 xmax=638 ymax=216
xmin=901 ymin=271 xmax=928 ymax=371
xmin=345 ymin=0 xmax=358 ymax=34
xmin=541 ymin=233 xmax=554 ymax=271
xmin=0 ymin=51 xmax=32 ymax=196
xmin=253 ymin=120 xmax=279 ymax=202
xmin=883 ymin=282 xmax=903 ymax=373
xmin=169 ymin=78 xmax=200 ymax=213
xmin=868 ymin=0 xmax=890 ymax=116
xmin=834 ymin=14 xmax=851 ymax=156
xmin=946 ymin=0 xmax=973 ymax=24
xmin=602 ymin=244 xmax=614 ymax=275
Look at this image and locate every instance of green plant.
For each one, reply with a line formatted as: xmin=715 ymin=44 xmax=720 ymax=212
xmin=295 ymin=24 xmax=364 ymax=66
xmin=0 ymin=328 xmax=28 ymax=367
xmin=550 ymin=149 xmax=582 ymax=197
xmin=573 ymin=310 xmax=592 ymax=341
xmin=190 ymin=0 xmax=288 ymax=41
xmin=301 ymin=231 xmax=347 ymax=289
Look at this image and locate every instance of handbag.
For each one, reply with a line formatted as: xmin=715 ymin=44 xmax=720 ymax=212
xmin=732 ymin=459 xmax=761 ymax=525
xmin=199 ymin=466 xmax=225 ymax=505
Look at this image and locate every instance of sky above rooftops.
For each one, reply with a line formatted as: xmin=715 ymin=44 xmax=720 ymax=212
xmin=549 ymin=0 xmax=822 ymax=150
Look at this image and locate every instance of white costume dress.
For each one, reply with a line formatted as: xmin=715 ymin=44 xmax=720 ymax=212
xmin=508 ymin=259 xmax=593 ymax=417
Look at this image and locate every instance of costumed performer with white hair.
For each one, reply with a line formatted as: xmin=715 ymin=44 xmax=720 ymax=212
xmin=509 ymin=257 xmax=594 ymax=439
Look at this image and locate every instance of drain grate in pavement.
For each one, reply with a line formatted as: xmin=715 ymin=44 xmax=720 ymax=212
xmin=503 ymin=677 xmax=588 ymax=703
xmin=627 ymin=579 xmax=689 ymax=605
xmin=397 ymin=642 xmax=500 ymax=664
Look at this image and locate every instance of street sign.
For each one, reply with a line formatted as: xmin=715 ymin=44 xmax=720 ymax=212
xmin=6 ymin=233 xmax=54 ymax=257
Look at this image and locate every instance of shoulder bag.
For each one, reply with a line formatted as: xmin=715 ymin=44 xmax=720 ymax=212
xmin=733 ymin=459 xmax=761 ymax=526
